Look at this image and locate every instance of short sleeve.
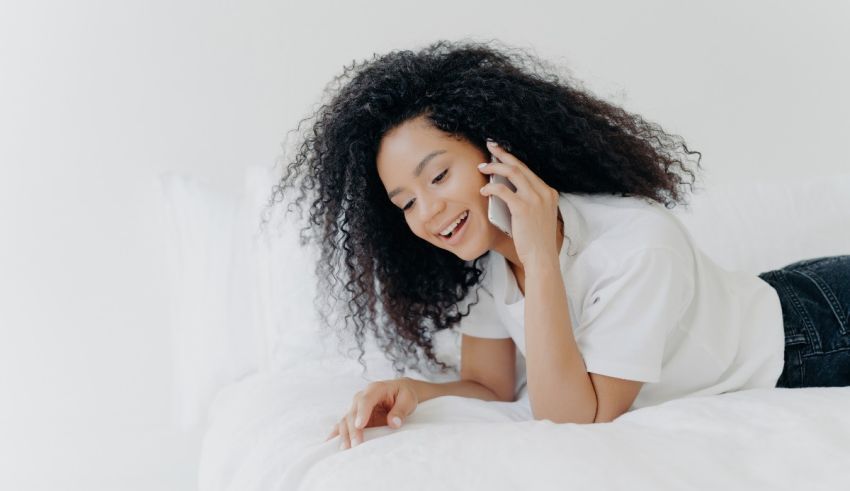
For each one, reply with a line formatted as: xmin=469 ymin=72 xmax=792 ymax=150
xmin=456 ymin=284 xmax=512 ymax=339
xmin=575 ymin=248 xmax=694 ymax=383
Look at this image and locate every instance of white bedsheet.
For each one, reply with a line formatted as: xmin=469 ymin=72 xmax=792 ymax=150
xmin=198 ymin=358 xmax=850 ymax=491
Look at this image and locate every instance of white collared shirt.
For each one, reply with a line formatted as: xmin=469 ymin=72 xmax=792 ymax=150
xmin=456 ymin=192 xmax=785 ymax=410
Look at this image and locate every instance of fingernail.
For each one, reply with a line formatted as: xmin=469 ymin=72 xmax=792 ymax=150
xmin=339 ymin=441 xmax=345 ymax=450
xmin=354 ymin=416 xmax=362 ymax=427
xmin=477 ymin=163 xmax=488 ymax=169
xmin=392 ymin=417 xmax=402 ymax=427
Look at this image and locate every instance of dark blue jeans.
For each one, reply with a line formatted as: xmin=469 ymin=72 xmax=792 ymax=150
xmin=758 ymin=255 xmax=850 ymax=388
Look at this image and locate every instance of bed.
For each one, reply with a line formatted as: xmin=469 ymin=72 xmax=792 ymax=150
xmin=159 ymin=167 xmax=850 ymax=490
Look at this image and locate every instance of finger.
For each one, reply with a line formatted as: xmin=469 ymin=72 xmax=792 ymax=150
xmin=347 ymin=391 xmax=368 ymax=447
xmin=486 ymin=140 xmax=549 ymax=188
xmin=387 ymin=385 xmax=417 ymax=429
xmin=484 ymin=155 xmax=547 ymax=194
xmin=351 ymin=403 xmax=370 ymax=447
xmin=324 ymin=423 xmax=339 ymax=442
xmin=346 ymin=410 xmax=361 ymax=448
xmin=480 ymin=181 xmax=522 ymax=211
xmin=486 ymin=139 xmax=525 ymax=168
xmin=353 ymin=392 xmax=377 ymax=434
xmin=478 ymin=161 xmax=532 ymax=195
xmin=338 ymin=418 xmax=350 ymax=450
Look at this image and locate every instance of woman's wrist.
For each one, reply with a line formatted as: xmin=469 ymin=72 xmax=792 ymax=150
xmin=523 ymin=253 xmax=560 ymax=277
xmin=401 ymin=376 xmax=506 ymax=403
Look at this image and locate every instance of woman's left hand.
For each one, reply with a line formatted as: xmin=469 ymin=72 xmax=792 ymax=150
xmin=478 ymin=140 xmax=561 ymax=268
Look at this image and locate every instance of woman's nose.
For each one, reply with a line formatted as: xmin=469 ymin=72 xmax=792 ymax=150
xmin=417 ymin=196 xmax=444 ymax=224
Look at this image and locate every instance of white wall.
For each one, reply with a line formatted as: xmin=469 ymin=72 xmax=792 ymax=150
xmin=1 ymin=1 xmax=847 ymax=489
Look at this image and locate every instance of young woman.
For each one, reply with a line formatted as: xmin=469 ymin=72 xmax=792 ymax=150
xmin=266 ymin=39 xmax=850 ymax=451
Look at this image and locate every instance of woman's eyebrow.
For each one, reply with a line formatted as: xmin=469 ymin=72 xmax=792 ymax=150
xmin=387 ymin=149 xmax=447 ymax=199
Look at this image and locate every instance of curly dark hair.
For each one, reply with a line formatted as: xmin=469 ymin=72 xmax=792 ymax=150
xmin=264 ymin=38 xmax=702 ymax=378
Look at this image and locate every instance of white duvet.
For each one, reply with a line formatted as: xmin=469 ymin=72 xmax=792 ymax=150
xmin=198 ymin=356 xmax=850 ymax=491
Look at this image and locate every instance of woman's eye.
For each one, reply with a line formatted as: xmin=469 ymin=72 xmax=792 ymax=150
xmin=401 ymin=170 xmax=448 ymax=212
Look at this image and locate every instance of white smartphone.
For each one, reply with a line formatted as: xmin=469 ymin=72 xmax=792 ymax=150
xmin=487 ymin=152 xmax=516 ymax=237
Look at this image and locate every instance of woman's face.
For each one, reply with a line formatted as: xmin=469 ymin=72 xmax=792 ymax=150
xmin=376 ymin=115 xmax=500 ymax=261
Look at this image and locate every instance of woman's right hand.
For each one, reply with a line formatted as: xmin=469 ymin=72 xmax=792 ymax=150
xmin=324 ymin=377 xmax=419 ymax=450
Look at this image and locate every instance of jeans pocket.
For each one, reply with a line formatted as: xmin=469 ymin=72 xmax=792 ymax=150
xmin=794 ymin=263 xmax=850 ymax=338
xmin=788 ymin=268 xmax=850 ymax=357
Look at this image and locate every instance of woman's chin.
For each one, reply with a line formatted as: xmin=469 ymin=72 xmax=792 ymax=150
xmin=454 ymin=238 xmax=491 ymax=262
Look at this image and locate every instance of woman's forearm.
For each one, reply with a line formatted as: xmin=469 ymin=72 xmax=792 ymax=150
xmin=524 ymin=256 xmax=597 ymax=424
xmin=403 ymin=377 xmax=507 ymax=403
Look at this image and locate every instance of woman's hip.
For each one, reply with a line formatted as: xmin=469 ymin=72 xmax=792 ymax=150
xmin=758 ymin=255 xmax=850 ymax=388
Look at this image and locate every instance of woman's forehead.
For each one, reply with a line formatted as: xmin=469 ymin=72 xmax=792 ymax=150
xmin=377 ymin=125 xmax=455 ymax=179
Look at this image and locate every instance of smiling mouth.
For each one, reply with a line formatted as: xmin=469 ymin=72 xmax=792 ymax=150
xmin=440 ymin=210 xmax=469 ymax=240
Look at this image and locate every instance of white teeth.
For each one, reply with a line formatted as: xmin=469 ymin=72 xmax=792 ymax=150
xmin=440 ymin=210 xmax=468 ymax=236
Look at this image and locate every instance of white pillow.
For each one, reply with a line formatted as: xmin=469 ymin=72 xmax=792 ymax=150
xmin=670 ymin=172 xmax=850 ymax=274
xmin=159 ymin=172 xmax=265 ymax=430
xmin=247 ymin=165 xmax=328 ymax=367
